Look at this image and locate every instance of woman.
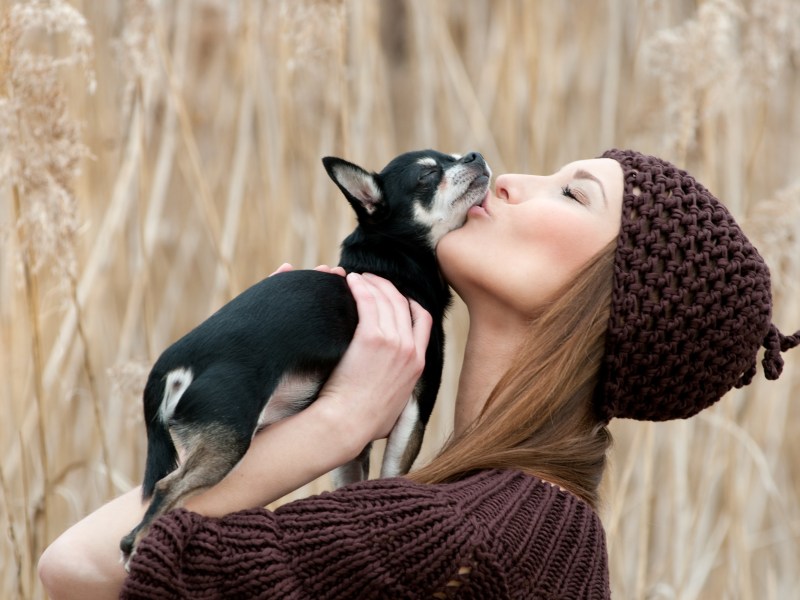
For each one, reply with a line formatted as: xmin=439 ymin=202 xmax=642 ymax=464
xmin=39 ymin=150 xmax=799 ymax=599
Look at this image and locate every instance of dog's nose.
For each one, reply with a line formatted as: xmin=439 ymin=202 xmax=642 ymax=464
xmin=462 ymin=151 xmax=483 ymax=164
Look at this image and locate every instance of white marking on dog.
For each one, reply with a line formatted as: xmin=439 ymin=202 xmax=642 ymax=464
xmin=257 ymin=372 xmax=322 ymax=429
xmin=380 ymin=397 xmax=419 ymax=478
xmin=160 ymin=367 xmax=194 ymax=424
xmin=450 ymin=153 xmax=462 ymax=160
xmin=412 ymin=161 xmax=492 ymax=247
xmin=416 ymin=157 xmax=437 ymax=167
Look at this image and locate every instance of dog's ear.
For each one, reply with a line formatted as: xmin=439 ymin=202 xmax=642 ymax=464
xmin=323 ymin=157 xmax=386 ymax=220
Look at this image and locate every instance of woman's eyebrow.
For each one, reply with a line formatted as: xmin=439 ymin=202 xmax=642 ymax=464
xmin=573 ymin=169 xmax=607 ymax=207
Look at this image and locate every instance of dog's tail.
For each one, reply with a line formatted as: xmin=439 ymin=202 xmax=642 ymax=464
xmin=141 ymin=373 xmax=179 ymax=501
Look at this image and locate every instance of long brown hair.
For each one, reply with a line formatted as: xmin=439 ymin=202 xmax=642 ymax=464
xmin=410 ymin=240 xmax=617 ymax=509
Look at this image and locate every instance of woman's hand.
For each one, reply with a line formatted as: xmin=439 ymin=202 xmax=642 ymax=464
xmin=319 ymin=272 xmax=432 ymax=447
xmin=271 ymin=264 xmax=432 ymax=449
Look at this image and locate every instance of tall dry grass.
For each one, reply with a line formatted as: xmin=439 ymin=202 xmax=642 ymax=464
xmin=1 ymin=0 xmax=798 ymax=598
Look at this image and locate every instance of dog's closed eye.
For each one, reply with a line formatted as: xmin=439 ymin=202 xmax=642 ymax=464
xmin=419 ymin=169 xmax=438 ymax=183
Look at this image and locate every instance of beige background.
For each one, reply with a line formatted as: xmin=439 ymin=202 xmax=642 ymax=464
xmin=2 ymin=1 xmax=799 ymax=597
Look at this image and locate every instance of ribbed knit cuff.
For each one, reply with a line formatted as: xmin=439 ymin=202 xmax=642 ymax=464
xmin=121 ymin=507 xmax=299 ymax=599
xmin=121 ymin=509 xmax=202 ymax=599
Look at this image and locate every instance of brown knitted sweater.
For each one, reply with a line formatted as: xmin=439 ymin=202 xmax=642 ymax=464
xmin=121 ymin=469 xmax=609 ymax=599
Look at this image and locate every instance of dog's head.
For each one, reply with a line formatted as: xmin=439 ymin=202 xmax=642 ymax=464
xmin=323 ymin=149 xmax=492 ymax=250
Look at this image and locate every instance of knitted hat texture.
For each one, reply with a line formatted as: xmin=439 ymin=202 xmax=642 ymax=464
xmin=597 ymin=149 xmax=800 ymax=422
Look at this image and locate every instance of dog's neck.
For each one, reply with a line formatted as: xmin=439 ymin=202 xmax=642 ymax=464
xmin=337 ymin=229 xmax=450 ymax=320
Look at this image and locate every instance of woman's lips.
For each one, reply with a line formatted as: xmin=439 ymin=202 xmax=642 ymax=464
xmin=468 ymin=190 xmax=491 ymax=217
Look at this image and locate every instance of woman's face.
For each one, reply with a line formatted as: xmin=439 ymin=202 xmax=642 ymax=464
xmin=437 ymin=157 xmax=624 ymax=318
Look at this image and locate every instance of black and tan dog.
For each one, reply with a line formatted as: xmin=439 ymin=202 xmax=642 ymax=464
xmin=120 ymin=149 xmax=492 ymax=565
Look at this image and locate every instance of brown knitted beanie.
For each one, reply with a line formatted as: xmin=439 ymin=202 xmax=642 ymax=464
xmin=596 ymin=149 xmax=800 ymax=422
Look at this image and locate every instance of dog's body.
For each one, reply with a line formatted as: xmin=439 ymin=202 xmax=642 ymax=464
xmin=120 ymin=149 xmax=491 ymax=564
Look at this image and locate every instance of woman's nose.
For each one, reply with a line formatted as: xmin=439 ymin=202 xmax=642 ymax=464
xmin=495 ymin=173 xmax=523 ymax=203
xmin=495 ymin=173 xmax=546 ymax=204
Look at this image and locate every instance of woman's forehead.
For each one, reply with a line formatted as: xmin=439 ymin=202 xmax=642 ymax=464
xmin=556 ymin=157 xmax=617 ymax=176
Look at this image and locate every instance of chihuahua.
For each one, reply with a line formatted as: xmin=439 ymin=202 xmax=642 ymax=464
xmin=120 ymin=149 xmax=492 ymax=566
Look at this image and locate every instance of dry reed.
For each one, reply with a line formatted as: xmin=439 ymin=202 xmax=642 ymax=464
xmin=1 ymin=1 xmax=798 ymax=598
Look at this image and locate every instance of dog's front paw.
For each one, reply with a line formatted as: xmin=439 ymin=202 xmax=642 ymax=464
xmin=120 ymin=548 xmax=136 ymax=573
xmin=119 ymin=528 xmax=143 ymax=572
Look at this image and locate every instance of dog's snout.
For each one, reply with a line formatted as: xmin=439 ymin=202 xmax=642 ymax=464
xmin=462 ymin=152 xmax=482 ymax=164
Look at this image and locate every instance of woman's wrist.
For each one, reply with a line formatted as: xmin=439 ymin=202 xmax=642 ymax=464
xmin=182 ymin=397 xmax=363 ymax=517
xmin=313 ymin=390 xmax=377 ymax=459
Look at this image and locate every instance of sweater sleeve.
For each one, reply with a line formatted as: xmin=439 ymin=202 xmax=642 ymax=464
xmin=120 ymin=478 xmax=499 ymax=599
xmin=121 ymin=470 xmax=610 ymax=599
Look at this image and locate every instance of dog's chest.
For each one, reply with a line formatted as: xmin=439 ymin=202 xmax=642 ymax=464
xmin=256 ymin=372 xmax=324 ymax=429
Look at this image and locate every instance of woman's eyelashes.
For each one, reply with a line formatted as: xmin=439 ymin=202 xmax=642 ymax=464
xmin=561 ymin=185 xmax=586 ymax=205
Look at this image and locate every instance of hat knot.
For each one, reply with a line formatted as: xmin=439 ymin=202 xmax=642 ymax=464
xmin=761 ymin=324 xmax=800 ymax=380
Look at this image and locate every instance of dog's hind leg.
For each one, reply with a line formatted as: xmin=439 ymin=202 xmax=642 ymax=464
xmin=331 ymin=443 xmax=371 ymax=488
xmin=380 ymin=397 xmax=424 ymax=478
xmin=120 ymin=424 xmax=250 ymax=568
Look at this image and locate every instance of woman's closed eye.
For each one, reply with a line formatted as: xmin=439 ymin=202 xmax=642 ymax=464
xmin=561 ymin=185 xmax=586 ymax=205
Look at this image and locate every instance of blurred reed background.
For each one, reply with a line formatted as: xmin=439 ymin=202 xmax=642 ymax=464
xmin=1 ymin=0 xmax=798 ymax=597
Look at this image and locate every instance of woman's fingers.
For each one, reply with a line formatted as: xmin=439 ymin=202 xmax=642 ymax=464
xmin=320 ymin=272 xmax=431 ymax=442
xmin=271 ymin=263 xmax=347 ymax=277
xmin=313 ymin=264 xmax=346 ymax=277
xmin=321 ymin=265 xmax=347 ymax=277
xmin=409 ymin=299 xmax=433 ymax=358
xmin=345 ymin=273 xmax=380 ymax=338
xmin=270 ymin=262 xmax=294 ymax=276
xmin=361 ymin=274 xmax=404 ymax=343
xmin=350 ymin=273 xmax=427 ymax=360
